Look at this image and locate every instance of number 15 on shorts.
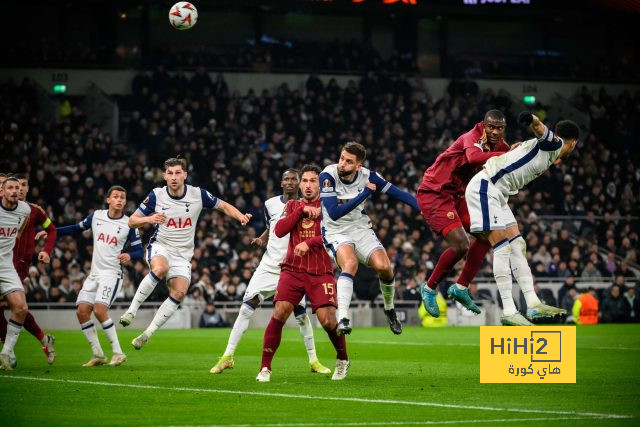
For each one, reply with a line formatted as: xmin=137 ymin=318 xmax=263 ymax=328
xmin=322 ymin=283 xmax=334 ymax=295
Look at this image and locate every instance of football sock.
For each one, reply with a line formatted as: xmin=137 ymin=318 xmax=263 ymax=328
xmin=509 ymin=235 xmax=541 ymax=308
xmin=23 ymin=311 xmax=46 ymax=344
xmin=379 ymin=276 xmax=395 ymax=310
xmin=223 ymin=302 xmax=255 ymax=357
xmin=325 ymin=325 xmax=348 ymax=361
xmin=295 ymin=308 xmax=318 ymax=363
xmin=457 ymin=238 xmax=491 ymax=287
xmin=101 ymin=318 xmax=123 ymax=354
xmin=261 ymin=317 xmax=285 ymax=370
xmin=427 ymin=247 xmax=463 ymax=289
xmin=144 ymin=296 xmax=180 ymax=337
xmin=0 ymin=319 xmax=22 ymax=355
xmin=336 ymin=273 xmax=354 ymax=320
xmin=493 ymin=239 xmax=518 ymax=316
xmin=81 ymin=321 xmax=104 ymax=357
xmin=127 ymin=272 xmax=161 ymax=315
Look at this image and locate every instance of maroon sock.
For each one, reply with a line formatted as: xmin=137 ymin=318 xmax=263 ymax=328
xmin=23 ymin=311 xmax=45 ymax=343
xmin=0 ymin=305 xmax=7 ymax=342
xmin=325 ymin=326 xmax=348 ymax=360
xmin=261 ymin=317 xmax=285 ymax=370
xmin=427 ymin=247 xmax=464 ymax=289
xmin=457 ymin=239 xmax=491 ymax=287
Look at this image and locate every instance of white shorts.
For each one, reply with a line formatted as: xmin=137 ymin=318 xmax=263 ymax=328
xmin=465 ymin=171 xmax=517 ymax=233
xmin=0 ymin=264 xmax=24 ymax=297
xmin=76 ymin=274 xmax=121 ymax=308
xmin=243 ymin=267 xmax=306 ymax=307
xmin=146 ymin=242 xmax=191 ymax=282
xmin=322 ymin=227 xmax=384 ymax=266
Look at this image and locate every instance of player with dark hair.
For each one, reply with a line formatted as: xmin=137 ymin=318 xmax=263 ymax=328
xmin=210 ymin=168 xmax=330 ymax=375
xmin=465 ymin=113 xmax=580 ymax=325
xmin=257 ymin=164 xmax=349 ymax=382
xmin=320 ymin=141 xmax=419 ymax=335
xmin=57 ymin=185 xmax=143 ymax=365
xmin=0 ymin=173 xmax=58 ymax=364
xmin=417 ymin=110 xmax=512 ymax=317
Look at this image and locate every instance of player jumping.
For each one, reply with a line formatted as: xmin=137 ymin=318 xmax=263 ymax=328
xmin=57 ymin=185 xmax=143 ymax=366
xmin=0 ymin=177 xmax=32 ymax=370
xmin=417 ymin=110 xmax=511 ymax=317
xmin=465 ymin=112 xmax=579 ymax=325
xmin=257 ymin=164 xmax=348 ymax=382
xmin=120 ymin=157 xmax=252 ymax=349
xmin=210 ymin=169 xmax=330 ymax=375
xmin=319 ymin=141 xmax=418 ymax=335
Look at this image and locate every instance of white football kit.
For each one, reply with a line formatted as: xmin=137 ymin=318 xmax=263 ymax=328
xmin=243 ymin=196 xmax=290 ymax=303
xmin=466 ymin=128 xmax=564 ymax=233
xmin=63 ymin=210 xmax=142 ymax=307
xmin=0 ymin=201 xmax=30 ymax=297
xmin=137 ymin=185 xmax=219 ymax=282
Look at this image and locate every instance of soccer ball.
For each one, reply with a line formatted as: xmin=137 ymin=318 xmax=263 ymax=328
xmin=169 ymin=2 xmax=198 ymax=30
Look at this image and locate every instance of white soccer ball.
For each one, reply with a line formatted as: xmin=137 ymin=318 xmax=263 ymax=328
xmin=169 ymin=2 xmax=198 ymax=30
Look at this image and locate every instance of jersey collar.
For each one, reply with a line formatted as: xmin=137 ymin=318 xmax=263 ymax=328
xmin=0 ymin=201 xmax=18 ymax=211
xmin=166 ymin=185 xmax=188 ymax=200
xmin=338 ymin=170 xmax=359 ymax=185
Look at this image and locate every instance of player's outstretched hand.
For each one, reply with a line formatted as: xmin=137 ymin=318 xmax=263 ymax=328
xmin=35 ymin=230 xmax=48 ymax=241
xmin=38 ymin=251 xmax=50 ymax=264
xmin=303 ymin=206 xmax=321 ymax=219
xmin=251 ymin=237 xmax=265 ymax=248
xmin=117 ymin=253 xmax=132 ymax=264
xmin=238 ymin=213 xmax=252 ymax=226
xmin=294 ymin=241 xmax=310 ymax=257
xmin=518 ymin=111 xmax=534 ymax=126
xmin=148 ymin=212 xmax=166 ymax=224
xmin=365 ymin=182 xmax=376 ymax=192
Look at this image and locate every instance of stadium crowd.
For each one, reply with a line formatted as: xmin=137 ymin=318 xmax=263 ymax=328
xmin=0 ymin=69 xmax=638 ymax=323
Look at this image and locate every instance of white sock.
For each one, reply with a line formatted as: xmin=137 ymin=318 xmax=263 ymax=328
xmin=493 ymin=240 xmax=517 ymax=316
xmin=337 ymin=273 xmax=354 ymax=321
xmin=455 ymin=283 xmax=466 ymax=290
xmin=223 ymin=303 xmax=255 ymax=357
xmin=127 ymin=272 xmax=161 ymax=316
xmin=144 ymin=296 xmax=180 ymax=337
xmin=509 ymin=236 xmax=541 ymax=308
xmin=295 ymin=311 xmax=318 ymax=363
xmin=379 ymin=276 xmax=395 ymax=310
xmin=101 ymin=318 xmax=123 ymax=354
xmin=0 ymin=320 xmax=22 ymax=356
xmin=81 ymin=321 xmax=104 ymax=357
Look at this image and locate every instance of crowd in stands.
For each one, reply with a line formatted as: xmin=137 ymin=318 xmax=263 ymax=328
xmin=1 ymin=67 xmax=638 ymax=323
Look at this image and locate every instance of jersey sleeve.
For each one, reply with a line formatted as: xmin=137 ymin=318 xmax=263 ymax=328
xmin=124 ymin=228 xmax=143 ymax=260
xmin=57 ymin=213 xmax=93 ymax=236
xmin=537 ymin=128 xmax=564 ymax=151
xmin=200 ymin=188 xmax=221 ymax=209
xmin=319 ymin=172 xmax=337 ymax=198
xmin=371 ymin=171 xmax=419 ymax=211
xmin=368 ymin=171 xmax=392 ymax=193
xmin=137 ymin=191 xmax=156 ymax=216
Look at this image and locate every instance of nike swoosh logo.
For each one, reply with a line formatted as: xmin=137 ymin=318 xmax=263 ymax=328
xmin=97 ymin=222 xmax=103 ymax=226
xmin=163 ymin=314 xmax=170 ymax=318
xmin=161 ymin=207 xmax=169 ymax=211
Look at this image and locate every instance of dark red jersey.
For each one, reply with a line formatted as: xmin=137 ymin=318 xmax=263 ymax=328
xmin=274 ymin=198 xmax=333 ymax=276
xmin=418 ymin=122 xmax=510 ymax=196
xmin=13 ymin=203 xmax=57 ymax=278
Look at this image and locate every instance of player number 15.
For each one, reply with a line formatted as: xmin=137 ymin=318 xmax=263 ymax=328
xmin=322 ymin=283 xmax=335 ymax=295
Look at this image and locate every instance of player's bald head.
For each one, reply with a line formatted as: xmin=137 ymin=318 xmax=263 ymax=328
xmin=484 ymin=109 xmax=505 ymax=123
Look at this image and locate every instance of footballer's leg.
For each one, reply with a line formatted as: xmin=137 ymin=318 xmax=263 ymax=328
xmin=93 ymin=288 xmax=126 ymax=367
xmin=335 ymin=244 xmax=359 ymax=335
xmin=367 ymin=248 xmax=402 ymax=335
xmin=77 ymin=303 xmax=106 ymax=366
xmin=258 ymin=300 xmax=294 ymax=382
xmin=121 ymin=254 xmax=167 ymax=327
xmin=0 ymin=290 xmax=28 ymax=370
xmin=133 ymin=274 xmax=187 ymax=350
xmin=293 ymin=301 xmax=330 ymax=374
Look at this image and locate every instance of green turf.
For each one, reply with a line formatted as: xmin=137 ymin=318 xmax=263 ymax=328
xmin=1 ymin=325 xmax=639 ymax=426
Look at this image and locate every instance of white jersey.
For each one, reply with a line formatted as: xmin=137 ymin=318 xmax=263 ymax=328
xmin=257 ymin=196 xmax=289 ymax=274
xmin=484 ymin=128 xmax=564 ymax=197
xmin=0 ymin=201 xmax=31 ymax=266
xmin=137 ymin=185 xmax=220 ymax=260
xmin=320 ymin=164 xmax=389 ymax=234
xmin=76 ymin=210 xmax=141 ymax=277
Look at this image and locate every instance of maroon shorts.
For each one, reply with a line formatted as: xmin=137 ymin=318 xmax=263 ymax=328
xmin=417 ymin=190 xmax=470 ymax=237
xmin=274 ymin=269 xmax=337 ymax=313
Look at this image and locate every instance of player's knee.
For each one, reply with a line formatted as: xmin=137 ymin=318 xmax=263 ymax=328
xmin=341 ymin=258 xmax=358 ymax=275
xmin=76 ymin=305 xmax=92 ymax=322
xmin=93 ymin=303 xmax=108 ymax=318
xmin=13 ymin=303 xmax=28 ymax=320
xmin=170 ymin=290 xmax=185 ymax=301
xmin=151 ymin=265 xmax=168 ymax=278
xmin=320 ymin=317 xmax=337 ymax=331
xmin=453 ymin=239 xmax=470 ymax=255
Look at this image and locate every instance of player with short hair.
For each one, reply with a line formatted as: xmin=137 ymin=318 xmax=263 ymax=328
xmin=0 ymin=173 xmax=57 ymax=364
xmin=210 ymin=169 xmax=330 ymax=375
xmin=0 ymin=177 xmax=32 ymax=370
xmin=57 ymin=185 xmax=143 ymax=366
xmin=257 ymin=164 xmax=348 ymax=382
xmin=319 ymin=141 xmax=419 ymax=335
xmin=465 ymin=113 xmax=579 ymax=325
xmin=121 ymin=157 xmax=252 ymax=349
xmin=417 ymin=110 xmax=511 ymax=318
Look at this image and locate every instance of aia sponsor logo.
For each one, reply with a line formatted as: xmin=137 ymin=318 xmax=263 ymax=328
xmin=97 ymin=233 xmax=119 ymax=246
xmin=0 ymin=227 xmax=18 ymax=238
xmin=166 ymin=217 xmax=193 ymax=228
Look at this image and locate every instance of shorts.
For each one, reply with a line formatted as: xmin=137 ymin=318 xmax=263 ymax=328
xmin=146 ymin=242 xmax=191 ymax=282
xmin=322 ymin=227 xmax=384 ymax=266
xmin=465 ymin=171 xmax=517 ymax=233
xmin=274 ymin=270 xmax=336 ymax=313
xmin=417 ymin=189 xmax=470 ymax=236
xmin=0 ymin=264 xmax=25 ymax=297
xmin=76 ymin=274 xmax=121 ymax=308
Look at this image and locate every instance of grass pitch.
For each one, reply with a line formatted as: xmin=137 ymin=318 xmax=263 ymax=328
xmin=1 ymin=324 xmax=638 ymax=426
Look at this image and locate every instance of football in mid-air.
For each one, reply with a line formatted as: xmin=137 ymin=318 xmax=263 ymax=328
xmin=169 ymin=2 xmax=198 ymax=30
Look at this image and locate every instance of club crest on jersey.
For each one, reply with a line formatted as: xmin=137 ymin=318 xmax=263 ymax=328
xmin=447 ymin=211 xmax=455 ymax=220
xmin=97 ymin=233 xmax=118 ymax=246
xmin=322 ymin=179 xmax=334 ymax=192
xmin=0 ymin=227 xmax=18 ymax=237
xmin=301 ymin=218 xmax=315 ymax=229
xmin=166 ymin=217 xmax=193 ymax=228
